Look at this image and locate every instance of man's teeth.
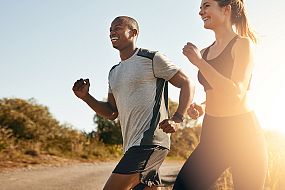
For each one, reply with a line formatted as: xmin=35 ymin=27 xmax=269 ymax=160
xmin=111 ymin=37 xmax=119 ymax=41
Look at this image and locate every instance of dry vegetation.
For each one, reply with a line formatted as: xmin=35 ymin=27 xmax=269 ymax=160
xmin=0 ymin=98 xmax=122 ymax=170
xmin=0 ymin=98 xmax=284 ymax=189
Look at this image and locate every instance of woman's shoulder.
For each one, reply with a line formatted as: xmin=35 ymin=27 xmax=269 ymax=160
xmin=230 ymin=36 xmax=254 ymax=63
xmin=232 ymin=36 xmax=253 ymax=54
xmin=235 ymin=36 xmax=252 ymax=48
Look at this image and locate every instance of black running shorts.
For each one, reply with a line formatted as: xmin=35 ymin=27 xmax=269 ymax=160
xmin=113 ymin=145 xmax=169 ymax=187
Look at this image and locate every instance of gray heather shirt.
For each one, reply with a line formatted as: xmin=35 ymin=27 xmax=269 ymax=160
xmin=108 ymin=48 xmax=180 ymax=152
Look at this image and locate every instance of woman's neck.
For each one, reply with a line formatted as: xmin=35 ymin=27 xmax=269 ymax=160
xmin=213 ymin=26 xmax=236 ymax=48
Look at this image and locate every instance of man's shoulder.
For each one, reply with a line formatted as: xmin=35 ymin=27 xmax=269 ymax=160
xmin=137 ymin=48 xmax=158 ymax=60
xmin=109 ymin=63 xmax=120 ymax=73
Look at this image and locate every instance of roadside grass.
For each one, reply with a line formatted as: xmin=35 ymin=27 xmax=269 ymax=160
xmin=1 ymin=98 xmax=284 ymax=189
xmin=1 ymin=127 xmax=285 ymax=189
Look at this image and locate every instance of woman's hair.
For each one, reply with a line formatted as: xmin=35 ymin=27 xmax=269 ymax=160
xmin=215 ymin=0 xmax=256 ymax=43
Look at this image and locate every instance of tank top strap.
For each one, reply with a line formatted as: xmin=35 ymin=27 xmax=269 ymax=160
xmin=202 ymin=35 xmax=239 ymax=60
xmin=202 ymin=41 xmax=215 ymax=60
xmin=226 ymin=35 xmax=239 ymax=50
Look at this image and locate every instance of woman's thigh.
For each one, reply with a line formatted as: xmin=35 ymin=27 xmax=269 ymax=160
xmin=173 ymin=144 xmax=229 ymax=190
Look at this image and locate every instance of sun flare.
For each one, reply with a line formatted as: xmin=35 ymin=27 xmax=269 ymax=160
xmin=250 ymin=73 xmax=285 ymax=136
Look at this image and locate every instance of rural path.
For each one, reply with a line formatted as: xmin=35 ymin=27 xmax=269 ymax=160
xmin=0 ymin=160 xmax=184 ymax=190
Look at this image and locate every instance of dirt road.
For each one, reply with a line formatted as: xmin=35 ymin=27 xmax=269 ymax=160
xmin=0 ymin=160 xmax=183 ymax=190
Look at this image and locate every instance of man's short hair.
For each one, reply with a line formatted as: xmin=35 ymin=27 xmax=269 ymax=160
xmin=113 ymin=16 xmax=139 ymax=34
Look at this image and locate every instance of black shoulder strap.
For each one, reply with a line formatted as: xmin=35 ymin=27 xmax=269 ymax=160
xmin=109 ymin=63 xmax=120 ymax=73
xmin=137 ymin=48 xmax=157 ymax=60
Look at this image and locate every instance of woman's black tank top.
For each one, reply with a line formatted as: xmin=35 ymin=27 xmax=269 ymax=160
xmin=198 ymin=35 xmax=251 ymax=91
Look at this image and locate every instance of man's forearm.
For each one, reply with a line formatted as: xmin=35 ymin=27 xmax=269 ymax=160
xmin=175 ymin=79 xmax=195 ymax=117
xmin=82 ymin=93 xmax=117 ymax=119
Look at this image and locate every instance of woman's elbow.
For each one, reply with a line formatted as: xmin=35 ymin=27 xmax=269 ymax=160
xmin=218 ymin=83 xmax=245 ymax=102
xmin=232 ymin=84 xmax=247 ymax=102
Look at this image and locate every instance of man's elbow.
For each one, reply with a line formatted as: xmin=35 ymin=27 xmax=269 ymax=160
xmin=106 ymin=112 xmax=118 ymax=121
xmin=180 ymin=77 xmax=195 ymax=102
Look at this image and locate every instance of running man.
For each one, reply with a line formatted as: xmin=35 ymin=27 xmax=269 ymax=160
xmin=72 ymin=16 xmax=195 ymax=190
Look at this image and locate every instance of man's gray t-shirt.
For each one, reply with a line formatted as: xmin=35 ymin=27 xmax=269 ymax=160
xmin=108 ymin=48 xmax=180 ymax=153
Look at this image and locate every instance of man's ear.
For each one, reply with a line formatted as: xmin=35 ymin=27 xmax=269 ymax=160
xmin=130 ymin=28 xmax=138 ymax=38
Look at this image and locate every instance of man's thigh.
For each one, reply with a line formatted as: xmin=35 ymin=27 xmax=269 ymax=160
xmin=106 ymin=145 xmax=168 ymax=190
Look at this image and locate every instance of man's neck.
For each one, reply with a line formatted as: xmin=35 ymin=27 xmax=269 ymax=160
xmin=119 ymin=46 xmax=138 ymax=61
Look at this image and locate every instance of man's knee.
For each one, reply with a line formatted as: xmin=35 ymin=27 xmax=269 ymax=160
xmin=103 ymin=173 xmax=140 ymax=190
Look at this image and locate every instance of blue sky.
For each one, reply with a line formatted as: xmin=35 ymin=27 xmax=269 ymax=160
xmin=1 ymin=0 xmax=284 ymax=134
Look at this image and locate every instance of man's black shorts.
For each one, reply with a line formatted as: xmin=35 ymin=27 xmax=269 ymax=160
xmin=113 ymin=145 xmax=169 ymax=187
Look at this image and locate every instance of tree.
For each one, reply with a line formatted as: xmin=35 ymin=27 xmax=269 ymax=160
xmin=0 ymin=98 xmax=59 ymax=141
xmin=168 ymin=98 xmax=178 ymax=117
xmin=0 ymin=98 xmax=86 ymax=154
xmin=93 ymin=114 xmax=122 ymax=145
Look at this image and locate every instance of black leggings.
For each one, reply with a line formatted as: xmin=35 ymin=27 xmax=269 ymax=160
xmin=173 ymin=112 xmax=268 ymax=190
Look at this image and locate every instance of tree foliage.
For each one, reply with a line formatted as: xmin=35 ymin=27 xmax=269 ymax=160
xmin=168 ymin=98 xmax=178 ymax=117
xmin=0 ymin=98 xmax=85 ymax=155
xmin=169 ymin=125 xmax=201 ymax=159
xmin=0 ymin=98 xmax=58 ymax=140
xmin=93 ymin=114 xmax=122 ymax=145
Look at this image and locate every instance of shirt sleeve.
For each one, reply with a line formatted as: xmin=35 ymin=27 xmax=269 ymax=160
xmin=153 ymin=52 xmax=180 ymax=81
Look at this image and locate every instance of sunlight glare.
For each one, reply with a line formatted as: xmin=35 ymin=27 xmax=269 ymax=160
xmin=250 ymin=76 xmax=285 ymax=136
